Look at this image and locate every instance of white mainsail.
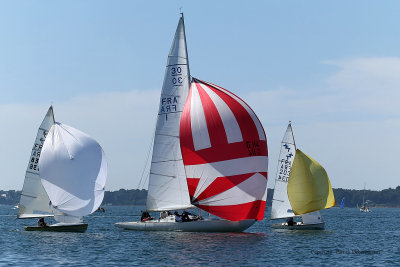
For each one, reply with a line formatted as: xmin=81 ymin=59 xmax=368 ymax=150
xmin=18 ymin=106 xmax=54 ymax=219
xmin=39 ymin=123 xmax=107 ymax=217
xmin=146 ymin=15 xmax=193 ymax=211
xmin=270 ymin=123 xmax=296 ymax=219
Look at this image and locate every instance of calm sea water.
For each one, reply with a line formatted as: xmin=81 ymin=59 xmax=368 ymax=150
xmin=0 ymin=205 xmax=398 ymax=266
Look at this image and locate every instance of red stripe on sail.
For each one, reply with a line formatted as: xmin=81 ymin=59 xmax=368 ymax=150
xmin=195 ymin=83 xmax=228 ymax=147
xmin=197 ymin=200 xmax=266 ymax=221
xmin=199 ymin=79 xmax=266 ymax=141
xmin=210 ymin=86 xmax=260 ymax=141
xmin=194 ymin=173 xmax=254 ymax=202
xmin=180 ymin=85 xmax=195 ymax=152
xmin=186 ymin=178 xmax=200 ymax=200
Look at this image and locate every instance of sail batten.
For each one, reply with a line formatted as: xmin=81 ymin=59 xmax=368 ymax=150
xmin=146 ymin=15 xmax=193 ymax=211
xmin=180 ymin=79 xmax=268 ymax=221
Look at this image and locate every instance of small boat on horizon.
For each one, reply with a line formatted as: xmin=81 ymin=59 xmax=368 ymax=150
xmin=360 ymin=183 xmax=371 ymax=212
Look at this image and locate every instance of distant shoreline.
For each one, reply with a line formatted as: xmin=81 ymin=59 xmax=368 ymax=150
xmin=2 ymin=186 xmax=400 ymax=207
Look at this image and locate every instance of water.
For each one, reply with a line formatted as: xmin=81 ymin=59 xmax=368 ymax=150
xmin=0 ymin=206 xmax=398 ymax=266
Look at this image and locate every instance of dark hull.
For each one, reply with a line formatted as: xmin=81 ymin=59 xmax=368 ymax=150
xmin=24 ymin=224 xmax=88 ymax=233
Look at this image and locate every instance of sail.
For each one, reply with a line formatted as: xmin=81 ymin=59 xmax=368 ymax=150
xmin=146 ymin=15 xmax=192 ymax=211
xmin=340 ymin=197 xmax=345 ymax=208
xmin=270 ymin=123 xmax=296 ymax=219
xmin=287 ymin=149 xmax=335 ymax=215
xmin=180 ymin=78 xmax=268 ymax=221
xmin=39 ymin=123 xmax=107 ymax=217
xmin=18 ymin=106 xmax=55 ymax=218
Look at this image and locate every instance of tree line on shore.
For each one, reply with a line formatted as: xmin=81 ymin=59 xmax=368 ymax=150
xmin=1 ymin=187 xmax=400 ymax=207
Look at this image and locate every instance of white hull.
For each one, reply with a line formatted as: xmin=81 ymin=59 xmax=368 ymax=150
xmin=115 ymin=218 xmax=256 ymax=232
xmin=271 ymin=222 xmax=325 ymax=230
xmin=360 ymin=208 xmax=371 ymax=212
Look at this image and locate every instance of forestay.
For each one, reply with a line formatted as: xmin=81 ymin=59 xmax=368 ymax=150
xmin=146 ymin=15 xmax=193 ymax=211
xmin=18 ymin=106 xmax=54 ymax=218
xmin=39 ymin=123 xmax=107 ymax=217
xmin=180 ymin=79 xmax=268 ymax=221
xmin=270 ymin=123 xmax=296 ymax=219
xmin=287 ymin=149 xmax=335 ymax=215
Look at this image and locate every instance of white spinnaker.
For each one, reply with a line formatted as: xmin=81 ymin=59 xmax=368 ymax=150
xmin=39 ymin=123 xmax=107 ymax=217
xmin=146 ymin=15 xmax=193 ymax=211
xmin=18 ymin=106 xmax=54 ymax=219
xmin=271 ymin=123 xmax=297 ymax=219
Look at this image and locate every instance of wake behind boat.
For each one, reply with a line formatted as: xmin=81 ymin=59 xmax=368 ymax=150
xmin=115 ymin=15 xmax=269 ymax=232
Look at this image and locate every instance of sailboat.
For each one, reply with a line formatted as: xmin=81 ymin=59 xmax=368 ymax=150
xmin=360 ymin=184 xmax=371 ymax=212
xmin=340 ymin=197 xmax=345 ymax=209
xmin=115 ymin=15 xmax=269 ymax=232
xmin=271 ymin=122 xmax=335 ymax=230
xmin=19 ymin=106 xmax=107 ymax=232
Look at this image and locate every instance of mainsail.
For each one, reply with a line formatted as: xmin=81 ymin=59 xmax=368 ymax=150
xmin=270 ymin=123 xmax=296 ymax=219
xmin=39 ymin=123 xmax=107 ymax=217
xmin=287 ymin=149 xmax=335 ymax=215
xmin=18 ymin=106 xmax=54 ymax=218
xmin=146 ymin=15 xmax=192 ymax=211
xmin=180 ymin=78 xmax=268 ymax=221
xmin=340 ymin=197 xmax=345 ymax=208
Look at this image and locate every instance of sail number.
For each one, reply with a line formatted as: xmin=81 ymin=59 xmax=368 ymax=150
xmin=171 ymin=67 xmax=183 ymax=85
xmin=246 ymin=141 xmax=261 ymax=156
xmin=29 ymin=130 xmax=47 ymax=172
xmin=277 ymin=159 xmax=291 ymax=182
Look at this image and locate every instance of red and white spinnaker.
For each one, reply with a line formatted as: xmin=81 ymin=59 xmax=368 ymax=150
xmin=180 ymin=78 xmax=268 ymax=221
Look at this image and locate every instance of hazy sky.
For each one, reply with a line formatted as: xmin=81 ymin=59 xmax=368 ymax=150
xmin=1 ymin=1 xmax=399 ymax=191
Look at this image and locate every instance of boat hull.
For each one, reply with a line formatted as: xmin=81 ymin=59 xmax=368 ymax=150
xmin=24 ymin=223 xmax=88 ymax=233
xmin=115 ymin=219 xmax=255 ymax=232
xmin=271 ymin=222 xmax=325 ymax=230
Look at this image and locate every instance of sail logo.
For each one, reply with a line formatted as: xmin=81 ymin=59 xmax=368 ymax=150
xmin=159 ymin=97 xmax=179 ymax=114
xmin=283 ymin=144 xmax=291 ymax=152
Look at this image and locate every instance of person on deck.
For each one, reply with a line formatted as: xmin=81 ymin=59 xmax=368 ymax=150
xmin=141 ymin=211 xmax=153 ymax=222
xmin=37 ymin=217 xmax=47 ymax=227
xmin=174 ymin=211 xmax=182 ymax=222
xmin=160 ymin=211 xmax=168 ymax=219
xmin=182 ymin=211 xmax=191 ymax=222
xmin=286 ymin=217 xmax=294 ymax=226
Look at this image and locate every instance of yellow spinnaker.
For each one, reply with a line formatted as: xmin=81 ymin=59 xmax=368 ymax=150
xmin=287 ymin=149 xmax=335 ymax=215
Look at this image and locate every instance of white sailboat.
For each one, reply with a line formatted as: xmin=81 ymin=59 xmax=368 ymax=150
xmin=360 ymin=184 xmax=371 ymax=212
xmin=271 ymin=122 xmax=334 ymax=230
xmin=115 ymin=15 xmax=269 ymax=232
xmin=20 ymin=106 xmax=107 ymax=232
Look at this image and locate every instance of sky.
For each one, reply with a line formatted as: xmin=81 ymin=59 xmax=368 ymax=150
xmin=0 ymin=1 xmax=399 ymax=191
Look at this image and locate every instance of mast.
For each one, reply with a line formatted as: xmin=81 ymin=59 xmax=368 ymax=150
xmin=146 ymin=15 xmax=193 ymax=211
